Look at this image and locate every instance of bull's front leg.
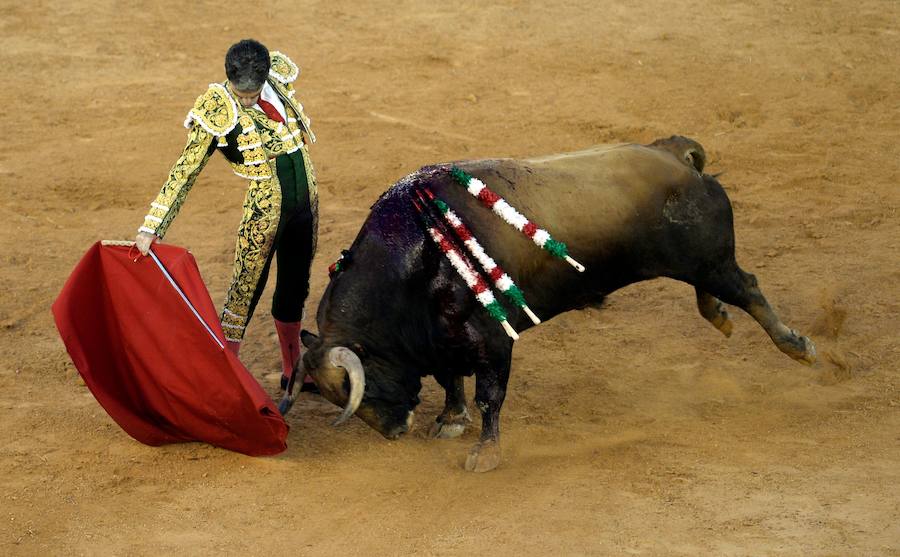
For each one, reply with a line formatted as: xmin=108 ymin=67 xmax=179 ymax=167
xmin=465 ymin=354 xmax=512 ymax=472
xmin=429 ymin=374 xmax=471 ymax=439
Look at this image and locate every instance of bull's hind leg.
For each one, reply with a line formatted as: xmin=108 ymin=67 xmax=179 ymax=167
xmin=696 ymin=289 xmax=733 ymax=337
xmin=465 ymin=353 xmax=512 ymax=472
xmin=702 ymin=263 xmax=816 ymax=364
xmin=429 ymin=374 xmax=472 ymax=439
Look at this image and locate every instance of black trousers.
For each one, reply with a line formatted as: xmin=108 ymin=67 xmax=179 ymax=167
xmin=245 ymin=150 xmax=314 ymax=325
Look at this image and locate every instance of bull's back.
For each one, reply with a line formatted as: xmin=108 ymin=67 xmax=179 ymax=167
xmin=405 ymin=143 xmax=709 ymax=315
xmin=447 ymin=144 xmax=701 ymax=256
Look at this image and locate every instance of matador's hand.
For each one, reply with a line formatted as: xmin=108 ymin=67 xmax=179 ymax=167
xmin=135 ymin=231 xmax=158 ymax=256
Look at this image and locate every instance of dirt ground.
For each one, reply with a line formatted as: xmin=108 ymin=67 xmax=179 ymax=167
xmin=1 ymin=0 xmax=898 ymax=555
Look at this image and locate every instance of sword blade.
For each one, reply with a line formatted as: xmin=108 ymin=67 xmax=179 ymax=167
xmin=147 ymin=248 xmax=225 ymax=350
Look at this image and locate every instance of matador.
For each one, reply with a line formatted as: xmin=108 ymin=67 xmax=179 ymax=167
xmin=135 ymin=39 xmax=317 ymax=391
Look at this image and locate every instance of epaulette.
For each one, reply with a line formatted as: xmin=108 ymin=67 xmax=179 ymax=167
xmin=269 ymin=51 xmax=299 ymax=84
xmin=183 ymin=83 xmax=239 ymax=137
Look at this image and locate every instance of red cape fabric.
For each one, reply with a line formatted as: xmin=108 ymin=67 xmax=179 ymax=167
xmin=52 ymin=242 xmax=288 ymax=456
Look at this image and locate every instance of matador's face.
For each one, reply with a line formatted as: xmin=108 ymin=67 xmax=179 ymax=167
xmin=229 ymin=82 xmax=262 ymax=108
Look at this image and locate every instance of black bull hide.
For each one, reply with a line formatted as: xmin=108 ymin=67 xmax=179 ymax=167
xmin=291 ymin=136 xmax=816 ymax=472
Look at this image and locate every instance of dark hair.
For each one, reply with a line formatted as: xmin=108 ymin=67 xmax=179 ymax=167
xmin=225 ymin=39 xmax=270 ymax=91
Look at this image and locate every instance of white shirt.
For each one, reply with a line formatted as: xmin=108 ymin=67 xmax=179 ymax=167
xmin=253 ymin=81 xmax=288 ymax=122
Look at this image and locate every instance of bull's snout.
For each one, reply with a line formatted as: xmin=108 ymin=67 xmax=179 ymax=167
xmin=383 ymin=410 xmax=415 ymax=440
xmin=384 ymin=423 xmax=408 ymax=440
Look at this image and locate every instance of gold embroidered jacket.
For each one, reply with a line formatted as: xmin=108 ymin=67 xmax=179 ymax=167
xmin=139 ymin=51 xmax=317 ymax=241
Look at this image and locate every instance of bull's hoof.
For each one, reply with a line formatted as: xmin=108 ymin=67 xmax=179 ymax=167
xmin=704 ymin=304 xmax=733 ymax=338
xmin=779 ymin=331 xmax=817 ymax=366
xmin=464 ymin=440 xmax=501 ymax=473
xmin=714 ymin=312 xmax=734 ymax=338
xmin=698 ymin=294 xmax=733 ymax=338
xmin=429 ymin=421 xmax=466 ymax=439
xmin=795 ymin=335 xmax=817 ymax=366
xmin=428 ymin=408 xmax=471 ymax=439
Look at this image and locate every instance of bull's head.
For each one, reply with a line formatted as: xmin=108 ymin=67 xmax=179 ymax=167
xmin=300 ymin=331 xmax=417 ymax=439
xmin=296 ymin=192 xmax=432 ymax=438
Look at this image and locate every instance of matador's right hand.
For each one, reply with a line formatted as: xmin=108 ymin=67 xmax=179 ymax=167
xmin=135 ymin=231 xmax=158 ymax=256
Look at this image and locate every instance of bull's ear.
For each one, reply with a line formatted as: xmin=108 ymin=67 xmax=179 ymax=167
xmin=300 ymin=329 xmax=319 ymax=348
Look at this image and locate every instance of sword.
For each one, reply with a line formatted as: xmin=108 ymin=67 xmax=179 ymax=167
xmin=102 ymin=240 xmax=225 ymax=350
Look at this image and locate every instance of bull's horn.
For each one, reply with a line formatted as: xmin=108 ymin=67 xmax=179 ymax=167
xmin=328 ymin=346 xmax=366 ymax=426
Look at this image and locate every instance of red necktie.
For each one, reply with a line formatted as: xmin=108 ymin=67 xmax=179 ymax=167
xmin=257 ymin=97 xmax=285 ymax=124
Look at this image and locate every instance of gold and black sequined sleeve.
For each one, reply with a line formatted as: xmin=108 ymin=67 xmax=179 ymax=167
xmin=138 ymin=125 xmax=216 ymax=238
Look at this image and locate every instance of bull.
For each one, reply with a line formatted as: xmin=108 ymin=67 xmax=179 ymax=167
xmin=287 ymin=136 xmax=816 ymax=472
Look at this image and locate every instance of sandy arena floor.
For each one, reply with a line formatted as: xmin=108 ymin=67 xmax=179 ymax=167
xmin=1 ymin=1 xmax=898 ymax=555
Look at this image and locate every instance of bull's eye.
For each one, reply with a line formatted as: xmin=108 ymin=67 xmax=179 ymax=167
xmin=352 ymin=342 xmax=368 ymax=358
